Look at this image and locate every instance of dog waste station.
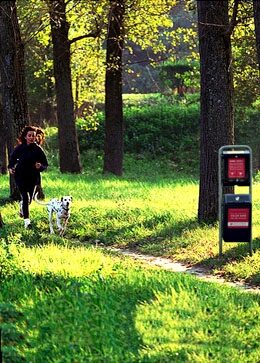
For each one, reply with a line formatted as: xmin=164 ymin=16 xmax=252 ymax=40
xmin=218 ymin=145 xmax=253 ymax=256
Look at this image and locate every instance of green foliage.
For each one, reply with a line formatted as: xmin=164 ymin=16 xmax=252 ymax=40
xmin=15 ymin=0 xmax=260 ymax=125
xmin=235 ymin=105 xmax=260 ymax=168
xmin=74 ymin=95 xmax=200 ymax=172
xmin=124 ymin=99 xmax=199 ymax=156
xmin=0 ymin=124 xmax=260 ymax=360
xmin=17 ymin=0 xmax=181 ymax=122
xmin=44 ymin=94 xmax=200 ymax=172
xmin=158 ymin=60 xmax=200 ymax=93
xmin=76 ymin=112 xmax=104 ymax=153
xmin=232 ymin=1 xmax=259 ymax=108
xmin=17 ymin=0 xmax=54 ymax=120
xmin=47 ymin=92 xmax=259 ymax=175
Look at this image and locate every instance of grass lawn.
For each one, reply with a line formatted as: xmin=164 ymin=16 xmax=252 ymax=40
xmin=0 ymin=244 xmax=259 ymax=362
xmin=0 ymin=152 xmax=259 ymax=361
xmin=2 ymin=152 xmax=258 ymax=283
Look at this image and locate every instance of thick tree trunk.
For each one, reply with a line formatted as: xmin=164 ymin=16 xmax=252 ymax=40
xmin=253 ymin=0 xmax=260 ymax=70
xmin=103 ymin=0 xmax=125 ymax=176
xmin=49 ymin=0 xmax=82 ymax=173
xmin=0 ymin=101 xmax=7 ymax=174
xmin=197 ymin=1 xmax=234 ymax=223
xmin=0 ymin=0 xmax=29 ymax=200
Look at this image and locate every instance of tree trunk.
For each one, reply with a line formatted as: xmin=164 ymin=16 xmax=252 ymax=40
xmin=253 ymin=0 xmax=260 ymax=70
xmin=0 ymin=101 xmax=7 ymax=174
xmin=43 ymin=69 xmax=55 ymax=124
xmin=0 ymin=212 xmax=4 ymax=227
xmin=197 ymin=1 xmax=234 ymax=223
xmin=48 ymin=0 xmax=82 ymax=173
xmin=103 ymin=0 xmax=125 ymax=176
xmin=0 ymin=0 xmax=29 ymax=200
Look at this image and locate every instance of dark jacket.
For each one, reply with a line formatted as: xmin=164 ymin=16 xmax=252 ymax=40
xmin=8 ymin=143 xmax=48 ymax=189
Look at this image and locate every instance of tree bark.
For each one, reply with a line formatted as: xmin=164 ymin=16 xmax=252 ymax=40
xmin=197 ymin=1 xmax=234 ymax=223
xmin=103 ymin=0 xmax=125 ymax=176
xmin=48 ymin=0 xmax=82 ymax=173
xmin=0 ymin=0 xmax=29 ymax=199
xmin=0 ymin=212 xmax=4 ymax=227
xmin=0 ymin=101 xmax=7 ymax=174
xmin=253 ymin=0 xmax=260 ymax=70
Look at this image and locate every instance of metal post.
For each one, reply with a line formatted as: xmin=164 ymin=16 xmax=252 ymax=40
xmin=249 ymin=145 xmax=253 ymax=256
xmin=218 ymin=147 xmax=224 ymax=257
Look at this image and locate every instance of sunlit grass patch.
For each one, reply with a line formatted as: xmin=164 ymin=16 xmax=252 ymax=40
xmin=0 ymin=153 xmax=259 ymax=284
xmin=136 ymin=283 xmax=260 ymax=363
xmin=223 ymin=252 xmax=260 ymax=284
xmin=18 ymin=243 xmax=117 ymax=278
xmin=0 ymin=244 xmax=259 ymax=362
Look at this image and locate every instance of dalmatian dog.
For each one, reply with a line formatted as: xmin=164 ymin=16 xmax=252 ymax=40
xmin=34 ymin=193 xmax=72 ymax=236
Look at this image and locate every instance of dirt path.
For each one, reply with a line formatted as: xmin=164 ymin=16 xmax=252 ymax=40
xmin=109 ymin=247 xmax=260 ymax=294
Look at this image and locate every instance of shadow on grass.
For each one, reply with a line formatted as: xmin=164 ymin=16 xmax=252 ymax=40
xmin=0 ymin=197 xmax=15 ymax=206
xmin=73 ymin=215 xmax=200 ymax=249
xmin=248 ymin=272 xmax=260 ymax=285
xmin=0 ymin=271 xmax=141 ymax=362
xmin=178 ymin=237 xmax=260 ymax=286
xmin=0 ymin=267 xmax=199 ymax=362
xmin=1 ymin=263 xmax=260 ymax=362
xmin=74 ymin=216 xmax=260 ymax=287
xmin=198 ymin=243 xmax=257 ymax=266
xmin=1 ymin=211 xmax=259 ymax=287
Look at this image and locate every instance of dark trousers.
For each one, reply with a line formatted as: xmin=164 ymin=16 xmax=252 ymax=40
xmin=19 ymin=185 xmax=36 ymax=219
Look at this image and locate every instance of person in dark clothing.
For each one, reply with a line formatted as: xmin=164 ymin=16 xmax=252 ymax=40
xmin=8 ymin=125 xmax=48 ymax=229
xmin=35 ymin=126 xmax=46 ymax=199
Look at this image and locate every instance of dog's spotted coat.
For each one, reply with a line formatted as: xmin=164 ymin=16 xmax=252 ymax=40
xmin=35 ymin=193 xmax=72 ymax=236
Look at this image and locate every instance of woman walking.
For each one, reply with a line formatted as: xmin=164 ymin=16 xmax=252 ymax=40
xmin=8 ymin=126 xmax=48 ymax=229
xmin=35 ymin=126 xmax=46 ymax=199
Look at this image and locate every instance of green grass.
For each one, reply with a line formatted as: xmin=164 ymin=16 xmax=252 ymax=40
xmin=0 ymin=152 xmax=260 ymax=361
xmin=0 ymin=243 xmax=259 ymax=362
xmin=0 ymin=152 xmax=259 ymax=285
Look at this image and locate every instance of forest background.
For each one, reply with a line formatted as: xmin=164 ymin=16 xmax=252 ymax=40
xmin=0 ymin=0 xmax=259 ymax=224
xmin=0 ymin=1 xmax=260 ymax=360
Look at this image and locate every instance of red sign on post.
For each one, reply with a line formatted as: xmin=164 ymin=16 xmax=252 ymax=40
xmin=228 ymin=158 xmax=246 ymax=178
xmin=227 ymin=208 xmax=249 ymax=228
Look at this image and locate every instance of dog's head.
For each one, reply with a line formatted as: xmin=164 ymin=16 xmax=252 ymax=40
xmin=61 ymin=196 xmax=73 ymax=208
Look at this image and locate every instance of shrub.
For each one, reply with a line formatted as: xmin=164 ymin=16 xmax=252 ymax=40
xmin=44 ymin=94 xmax=260 ymax=172
xmin=124 ymin=103 xmax=199 ymax=155
xmin=235 ymin=106 xmax=260 ymax=169
xmin=76 ymin=101 xmax=200 ymax=157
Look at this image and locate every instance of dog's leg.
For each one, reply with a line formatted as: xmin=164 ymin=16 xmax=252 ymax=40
xmin=48 ymin=209 xmax=55 ymax=234
xmin=57 ymin=215 xmax=64 ymax=236
xmin=60 ymin=218 xmax=69 ymax=237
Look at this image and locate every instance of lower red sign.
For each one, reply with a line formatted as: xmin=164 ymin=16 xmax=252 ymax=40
xmin=227 ymin=208 xmax=249 ymax=228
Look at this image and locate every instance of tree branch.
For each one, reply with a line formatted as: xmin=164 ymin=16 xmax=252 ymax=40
xmin=69 ymin=29 xmax=101 ymax=45
xmin=225 ymin=0 xmax=240 ymax=36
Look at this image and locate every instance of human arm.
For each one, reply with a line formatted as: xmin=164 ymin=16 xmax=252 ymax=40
xmin=35 ymin=147 xmax=48 ymax=172
xmin=8 ymin=146 xmax=21 ymax=174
